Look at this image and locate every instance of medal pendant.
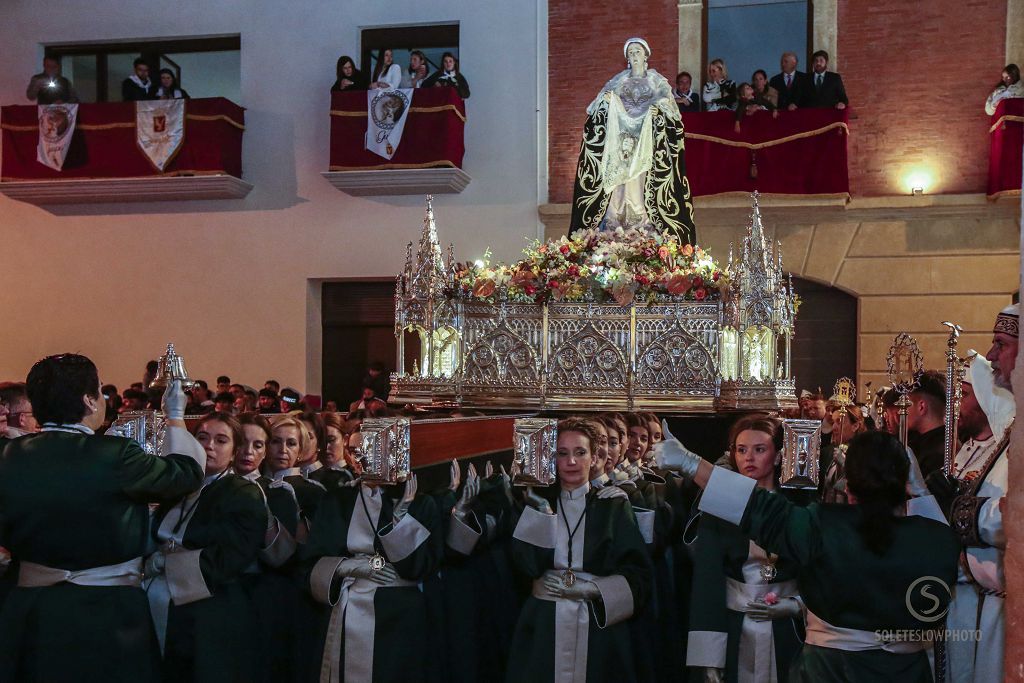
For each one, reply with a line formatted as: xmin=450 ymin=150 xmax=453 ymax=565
xmin=562 ymin=569 xmax=576 ymax=587
xmin=369 ymin=553 xmax=386 ymax=572
xmin=386 ymin=143 xmax=394 ymax=155
xmin=760 ymin=562 xmax=777 ymax=582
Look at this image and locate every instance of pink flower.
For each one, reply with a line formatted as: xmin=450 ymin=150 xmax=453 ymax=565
xmin=763 ymin=592 xmax=778 ymax=606
xmin=694 ymin=287 xmax=707 ymax=301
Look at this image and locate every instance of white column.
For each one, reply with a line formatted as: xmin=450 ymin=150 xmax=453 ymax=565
xmin=678 ymin=0 xmax=703 ymax=81
xmin=812 ymin=0 xmax=839 ymax=68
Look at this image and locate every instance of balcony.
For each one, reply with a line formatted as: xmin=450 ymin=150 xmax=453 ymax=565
xmin=0 ymin=97 xmax=250 ymax=205
xmin=988 ymin=98 xmax=1023 ymax=199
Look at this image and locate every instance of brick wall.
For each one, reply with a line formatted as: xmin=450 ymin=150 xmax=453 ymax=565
xmin=548 ymin=0 xmax=1009 ymax=199
xmin=839 ymin=0 xmax=1007 ymax=195
xmin=548 ymin=0 xmax=678 ymax=204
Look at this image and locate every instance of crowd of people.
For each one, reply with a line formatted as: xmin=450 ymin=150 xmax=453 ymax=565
xmin=0 ymin=304 xmax=1014 ymax=682
xmin=332 ymin=48 xmax=471 ymax=99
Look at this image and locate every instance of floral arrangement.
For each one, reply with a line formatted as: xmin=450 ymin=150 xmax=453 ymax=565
xmin=450 ymin=228 xmax=726 ymax=306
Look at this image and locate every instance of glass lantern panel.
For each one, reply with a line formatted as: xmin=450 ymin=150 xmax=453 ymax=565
xmin=742 ymin=326 xmax=775 ymax=381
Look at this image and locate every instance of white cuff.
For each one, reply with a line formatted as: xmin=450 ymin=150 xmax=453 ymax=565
xmin=592 ymin=574 xmax=634 ymax=626
xmin=165 ymin=549 xmax=212 ymax=605
xmin=379 ymin=514 xmax=430 ymax=562
xmin=259 ymin=519 xmax=298 ymax=568
xmin=512 ymin=505 xmax=557 ymax=549
xmin=446 ymin=511 xmax=483 ymax=555
xmin=698 ymin=467 xmax=756 ymax=526
xmin=907 ymin=495 xmax=948 ymax=526
xmin=686 ymin=630 xmax=728 ymax=668
xmin=309 ymin=556 xmax=345 ymax=606
xmin=633 ymin=508 xmax=656 ymax=545
xmin=161 ymin=425 xmax=206 ymax=472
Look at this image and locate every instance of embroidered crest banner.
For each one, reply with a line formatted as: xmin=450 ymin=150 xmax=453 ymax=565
xmin=136 ymin=99 xmax=185 ymax=171
xmin=366 ymin=88 xmax=412 ymax=159
xmin=36 ymin=104 xmax=78 ymax=171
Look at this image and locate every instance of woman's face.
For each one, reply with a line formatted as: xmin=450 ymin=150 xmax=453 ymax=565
xmin=733 ymin=429 xmax=778 ymax=483
xmin=160 ymin=73 xmax=173 ymax=88
xmin=196 ymin=420 xmax=238 ymax=476
xmin=740 ymin=84 xmax=754 ymax=100
xmin=298 ymin=420 xmax=318 ymax=463
xmin=345 ymin=431 xmax=364 ymax=473
xmin=753 ymin=72 xmax=767 ymax=91
xmin=410 ymin=54 xmax=423 ymax=70
xmin=626 ymin=43 xmax=646 ymax=70
xmin=605 ymin=425 xmax=621 ymax=467
xmin=588 ymin=422 xmax=609 ymax=479
xmin=383 ymin=49 xmax=393 ymax=66
xmin=342 ymin=61 xmax=354 ymax=77
xmin=625 ymin=424 xmax=649 ymax=462
xmin=646 ymin=420 xmax=663 ymax=445
xmin=234 ymin=424 xmax=268 ymax=475
xmin=831 ymin=408 xmax=864 ymax=445
xmin=324 ymin=425 xmax=344 ymax=466
xmin=708 ymin=64 xmax=723 ymax=81
xmin=556 ymin=431 xmax=593 ymax=490
xmin=443 ymin=55 xmax=455 ymax=71
xmin=268 ymin=425 xmax=301 ymax=472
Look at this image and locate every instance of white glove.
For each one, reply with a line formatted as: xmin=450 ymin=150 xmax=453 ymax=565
xmin=542 ymin=573 xmax=600 ymax=600
xmin=485 ymin=460 xmax=495 ymax=478
xmin=745 ymin=596 xmax=803 ymax=622
xmin=453 ymin=463 xmax=480 ymax=517
xmin=652 ymin=419 xmax=702 ymax=479
xmin=596 ymin=485 xmax=628 ymax=500
xmin=524 ymin=486 xmax=553 ymax=515
xmin=145 ymin=551 xmax=166 ymax=578
xmin=393 ymin=474 xmax=417 ymax=523
xmin=905 ymin=445 xmax=929 ymax=498
xmin=499 ymin=463 xmax=517 ymax=507
xmin=448 ymin=459 xmax=461 ymax=492
xmin=703 ymin=668 xmax=725 ymax=683
xmin=161 ymin=380 xmax=187 ymax=420
xmin=337 ymin=557 xmax=399 ymax=585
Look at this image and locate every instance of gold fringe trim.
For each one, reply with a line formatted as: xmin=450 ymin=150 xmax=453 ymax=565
xmin=186 ymin=114 xmax=246 ymax=130
xmin=696 ymin=190 xmax=851 ymax=202
xmin=0 ymin=168 xmax=234 ymax=180
xmin=684 ymin=122 xmax=849 ymax=150
xmin=989 ymin=115 xmax=1024 ymax=134
xmin=3 ymin=115 xmax=244 ymax=132
xmin=987 ymin=188 xmax=1022 ymax=200
xmin=327 ymin=161 xmax=457 ymax=171
xmin=331 ymin=104 xmax=467 ymax=123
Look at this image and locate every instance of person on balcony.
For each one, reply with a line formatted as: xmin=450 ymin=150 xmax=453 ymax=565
xmin=422 ymin=52 xmax=471 ymax=99
xmin=674 ymin=71 xmax=700 ymax=112
xmin=985 ymin=64 xmax=1023 ymax=115
xmin=25 ymin=54 xmax=79 ymax=105
xmin=332 ymin=55 xmax=368 ymax=92
xmin=805 ymin=50 xmax=848 ymax=110
xmin=751 ymin=70 xmax=778 ymax=109
xmin=122 ymin=57 xmax=155 ymax=101
xmin=401 ymin=50 xmax=429 ymax=89
xmin=769 ymin=51 xmax=811 ymax=111
xmin=371 ymin=48 xmax=402 ymax=90
xmin=734 ymin=82 xmax=777 ymax=132
xmin=154 ymin=69 xmax=190 ymax=99
xmin=702 ymin=59 xmax=737 ymax=112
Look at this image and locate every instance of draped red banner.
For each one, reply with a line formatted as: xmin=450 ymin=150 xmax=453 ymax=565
xmin=329 ymin=88 xmax=466 ymax=170
xmin=0 ymin=97 xmax=244 ymax=181
xmin=679 ymin=108 xmax=850 ymax=198
xmin=988 ymin=98 xmax=1023 ymax=198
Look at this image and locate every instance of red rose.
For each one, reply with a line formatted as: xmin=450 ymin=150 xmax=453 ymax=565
xmin=693 ymin=276 xmax=704 ymax=288
xmin=712 ymin=271 xmax=720 ymax=281
xmin=548 ymin=279 xmax=559 ymax=289
xmin=636 ymin=275 xmax=650 ymax=286
xmin=559 ymin=245 xmax=571 ymax=255
xmin=694 ymin=287 xmax=707 ymax=300
xmin=567 ymin=265 xmax=580 ymax=278
xmin=524 ymin=284 xmax=537 ymax=295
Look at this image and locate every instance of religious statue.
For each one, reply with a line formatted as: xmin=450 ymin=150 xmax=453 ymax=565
xmin=569 ymin=37 xmax=697 ymax=243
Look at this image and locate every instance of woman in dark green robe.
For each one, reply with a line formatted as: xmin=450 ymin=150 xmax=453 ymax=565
xmin=655 ymin=426 xmax=960 ymax=683
xmin=266 ymin=415 xmax=327 ymax=538
xmin=301 ymin=473 xmax=442 ymax=683
xmin=687 ymin=415 xmax=809 ymax=683
xmin=506 ymin=418 xmax=652 ymax=683
xmin=0 ymin=356 xmax=205 ymax=683
xmin=146 ymin=412 xmax=268 ymax=682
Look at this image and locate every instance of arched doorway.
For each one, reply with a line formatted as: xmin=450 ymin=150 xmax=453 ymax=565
xmin=789 ymin=276 xmax=858 ymax=396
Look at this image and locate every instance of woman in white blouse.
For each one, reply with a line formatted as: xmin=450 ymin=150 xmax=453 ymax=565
xmin=371 ymin=48 xmax=402 ymax=90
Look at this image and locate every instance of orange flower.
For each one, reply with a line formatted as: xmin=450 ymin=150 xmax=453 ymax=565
xmin=681 ymin=244 xmax=694 ymax=257
xmin=658 ymin=245 xmax=671 ymax=263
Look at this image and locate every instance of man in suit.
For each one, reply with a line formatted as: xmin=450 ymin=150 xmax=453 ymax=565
xmin=768 ymin=51 xmax=811 ymax=110
xmin=121 ymin=57 xmax=154 ymax=101
xmin=807 ymin=50 xmax=848 ymax=109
